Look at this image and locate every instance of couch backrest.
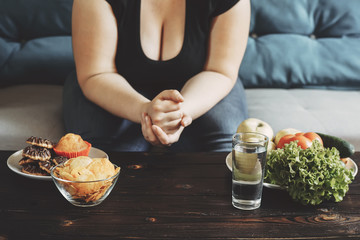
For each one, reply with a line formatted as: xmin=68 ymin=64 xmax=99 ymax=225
xmin=0 ymin=0 xmax=74 ymax=86
xmin=240 ymin=0 xmax=360 ymax=89
xmin=1 ymin=0 xmax=359 ymax=89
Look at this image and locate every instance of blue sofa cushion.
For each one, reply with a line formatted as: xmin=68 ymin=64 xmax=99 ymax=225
xmin=239 ymin=0 xmax=360 ymax=89
xmin=1 ymin=0 xmax=359 ymax=89
xmin=0 ymin=0 xmax=74 ymax=86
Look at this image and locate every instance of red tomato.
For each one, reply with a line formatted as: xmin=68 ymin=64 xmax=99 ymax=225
xmin=298 ymin=132 xmax=323 ymax=145
xmin=277 ymin=132 xmax=323 ymax=149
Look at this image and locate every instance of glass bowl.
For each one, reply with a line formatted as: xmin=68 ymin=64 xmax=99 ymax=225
xmin=50 ymin=163 xmax=120 ymax=207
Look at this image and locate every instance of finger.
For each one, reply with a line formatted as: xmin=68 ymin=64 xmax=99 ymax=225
xmin=145 ymin=115 xmax=161 ymax=144
xmin=167 ymin=126 xmax=184 ymax=144
xmin=151 ymin=100 xmax=181 ymax=114
xmin=141 ymin=113 xmax=150 ymax=140
xmin=181 ymin=115 xmax=192 ymax=127
xmin=152 ymin=125 xmax=171 ymax=145
xmin=159 ymin=90 xmax=184 ymax=103
xmin=165 ymin=110 xmax=183 ymax=121
xmin=152 ymin=110 xmax=182 ymax=125
xmin=140 ymin=112 xmax=147 ymax=134
xmin=141 ymin=114 xmax=160 ymax=145
xmin=161 ymin=100 xmax=182 ymax=113
xmin=158 ymin=118 xmax=182 ymax=133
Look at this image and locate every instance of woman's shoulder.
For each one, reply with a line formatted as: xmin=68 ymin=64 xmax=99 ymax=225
xmin=105 ymin=0 xmax=132 ymax=10
xmin=104 ymin=0 xmax=136 ymax=20
xmin=208 ymin=0 xmax=240 ymax=17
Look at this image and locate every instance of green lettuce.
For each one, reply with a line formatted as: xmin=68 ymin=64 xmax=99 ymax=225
xmin=264 ymin=141 xmax=354 ymax=205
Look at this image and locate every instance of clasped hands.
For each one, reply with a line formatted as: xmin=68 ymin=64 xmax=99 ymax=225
xmin=141 ymin=90 xmax=192 ymax=147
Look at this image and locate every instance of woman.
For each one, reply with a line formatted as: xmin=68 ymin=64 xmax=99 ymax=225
xmin=63 ymin=0 xmax=250 ymax=152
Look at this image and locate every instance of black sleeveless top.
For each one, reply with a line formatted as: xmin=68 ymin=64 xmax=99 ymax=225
xmin=105 ymin=0 xmax=240 ymax=97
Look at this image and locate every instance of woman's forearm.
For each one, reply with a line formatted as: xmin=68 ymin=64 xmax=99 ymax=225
xmin=80 ymin=72 xmax=150 ymax=124
xmin=180 ymin=70 xmax=236 ymax=120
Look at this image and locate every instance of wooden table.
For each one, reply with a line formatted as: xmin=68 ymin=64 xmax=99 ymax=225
xmin=1 ymin=151 xmax=359 ymax=239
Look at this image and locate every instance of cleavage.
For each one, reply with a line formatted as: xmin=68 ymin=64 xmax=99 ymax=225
xmin=139 ymin=0 xmax=186 ymax=61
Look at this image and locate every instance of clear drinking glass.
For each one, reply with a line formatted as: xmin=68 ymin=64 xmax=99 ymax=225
xmin=232 ymin=132 xmax=269 ymax=210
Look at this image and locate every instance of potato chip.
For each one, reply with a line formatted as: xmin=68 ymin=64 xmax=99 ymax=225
xmin=69 ymin=156 xmax=92 ymax=170
xmin=75 ymin=182 xmax=97 ymax=196
xmin=88 ymin=158 xmax=116 ymax=180
xmin=76 ymin=169 xmax=95 ymax=181
xmin=60 ymin=172 xmax=76 ymax=181
xmin=54 ymin=156 xmax=120 ymax=203
xmin=64 ymin=183 xmax=78 ymax=196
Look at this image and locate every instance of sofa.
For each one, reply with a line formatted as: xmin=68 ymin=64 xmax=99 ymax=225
xmin=1 ymin=0 xmax=360 ymax=152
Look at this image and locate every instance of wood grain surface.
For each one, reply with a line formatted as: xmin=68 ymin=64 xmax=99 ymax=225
xmin=1 ymin=151 xmax=359 ymax=240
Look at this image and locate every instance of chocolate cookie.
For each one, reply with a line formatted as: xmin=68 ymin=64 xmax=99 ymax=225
xmin=18 ymin=157 xmax=38 ymax=166
xmin=22 ymin=145 xmax=51 ymax=161
xmin=26 ymin=136 xmax=55 ymax=149
xmin=39 ymin=160 xmax=55 ymax=174
xmin=52 ymin=156 xmax=68 ymax=166
xmin=21 ymin=163 xmax=49 ymax=176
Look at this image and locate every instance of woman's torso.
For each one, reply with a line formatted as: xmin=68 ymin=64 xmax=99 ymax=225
xmin=105 ymin=0 xmax=236 ymax=97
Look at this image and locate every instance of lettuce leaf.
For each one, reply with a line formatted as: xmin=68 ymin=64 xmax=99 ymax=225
xmin=264 ymin=141 xmax=354 ymax=205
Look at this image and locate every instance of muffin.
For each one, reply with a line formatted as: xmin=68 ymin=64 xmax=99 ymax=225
xmin=53 ymin=133 xmax=91 ymax=158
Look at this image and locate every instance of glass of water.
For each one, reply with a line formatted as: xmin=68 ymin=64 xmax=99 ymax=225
xmin=232 ymin=132 xmax=269 ymax=210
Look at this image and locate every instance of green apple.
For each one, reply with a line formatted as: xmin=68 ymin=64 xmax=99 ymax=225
xmin=274 ymin=128 xmax=302 ymax=145
xmin=237 ymin=118 xmax=274 ymax=141
xmin=268 ymin=140 xmax=276 ymax=152
xmin=233 ymin=150 xmax=262 ymax=182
